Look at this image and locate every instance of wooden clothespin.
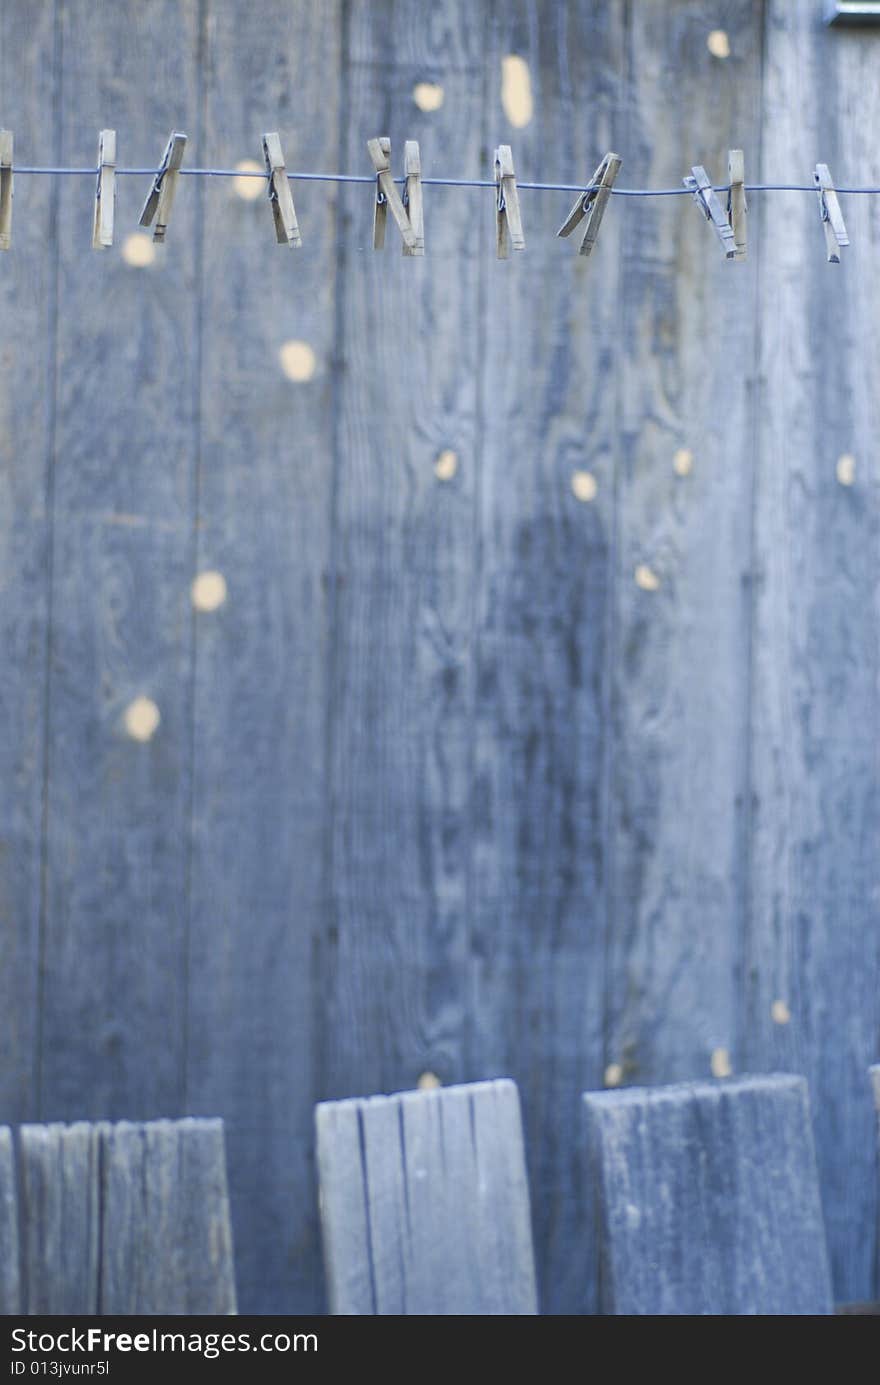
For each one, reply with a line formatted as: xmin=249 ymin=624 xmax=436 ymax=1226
xmin=727 ymin=149 xmax=747 ymax=260
xmin=495 ymin=144 xmax=525 ymax=258
xmin=402 ymin=140 xmax=424 ymax=257
xmin=814 ymin=163 xmax=849 ymax=263
xmin=139 ymin=131 xmax=187 ymax=242
xmin=557 ymin=152 xmax=621 ymax=255
xmin=683 ymin=165 xmax=737 ymax=259
xmin=92 ymin=129 xmax=116 ymax=249
xmin=367 ymin=137 xmax=417 ymax=251
xmin=0 ymin=131 xmax=12 ymax=251
xmin=262 ymin=132 xmax=301 ymax=247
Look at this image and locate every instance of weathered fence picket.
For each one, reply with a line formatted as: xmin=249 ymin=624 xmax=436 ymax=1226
xmin=18 ymin=1118 xmax=237 ymax=1315
xmin=0 ymin=1129 xmax=20 ymax=1314
xmin=0 ymin=0 xmax=878 ymax=1314
xmin=99 ymin=1119 xmax=237 ymax=1315
xmin=316 ymin=1079 xmax=538 ymax=1314
xmin=872 ymin=1065 xmax=880 ymax=1288
xmin=19 ymin=1122 xmax=104 ymax=1314
xmin=583 ymin=1074 xmax=833 ymax=1315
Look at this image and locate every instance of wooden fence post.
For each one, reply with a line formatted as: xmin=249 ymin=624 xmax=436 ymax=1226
xmin=316 ymin=1078 xmax=538 ymax=1314
xmin=19 ymin=1122 xmax=104 ymax=1314
xmin=583 ymin=1074 xmax=833 ymax=1315
xmin=18 ymin=1118 xmax=237 ymax=1314
xmin=0 ymin=1128 xmax=20 ymax=1313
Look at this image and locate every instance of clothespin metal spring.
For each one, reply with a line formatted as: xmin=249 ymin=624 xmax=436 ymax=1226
xmin=139 ymin=131 xmax=187 ymax=243
xmin=557 ymin=152 xmax=622 ymax=256
xmin=367 ymin=137 xmax=418 ymax=251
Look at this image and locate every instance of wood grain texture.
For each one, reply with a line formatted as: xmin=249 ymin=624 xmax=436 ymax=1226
xmin=185 ymin=0 xmax=341 ymax=1314
xmin=871 ymin=1061 xmax=880 ymax=1234
xmin=316 ymin=1079 xmax=537 ymax=1314
xmin=0 ymin=1129 xmax=20 ymax=1313
xmin=584 ymin=1075 xmax=833 ymax=1315
xmin=603 ymin=0 xmax=761 ymax=1138
xmin=0 ymin=0 xmax=877 ymax=1316
xmin=322 ymin=0 xmax=484 ymax=1110
xmin=18 ymin=1119 xmax=236 ymax=1314
xmin=100 ymin=1118 xmax=236 ymax=1314
xmin=0 ymin=0 xmax=56 ymax=1126
xmin=473 ymin=0 xmax=624 ymax=1314
xmin=745 ymin=0 xmax=880 ymax=1302
xmin=19 ymin=1122 xmax=104 ymax=1314
xmin=38 ymin=0 xmax=200 ymax=1120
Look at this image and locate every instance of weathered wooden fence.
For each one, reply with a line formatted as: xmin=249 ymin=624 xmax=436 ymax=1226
xmin=0 ymin=0 xmax=877 ymax=1313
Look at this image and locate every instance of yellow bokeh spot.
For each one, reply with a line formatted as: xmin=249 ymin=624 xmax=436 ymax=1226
xmin=771 ymin=999 xmax=791 ymax=1025
xmin=710 ymin=1047 xmax=733 ymax=1078
xmin=501 ymin=55 xmax=533 ymax=128
xmin=413 ymin=82 xmax=444 ymax=112
xmin=434 ymin=449 xmax=458 ymax=482
xmin=233 ymin=158 xmax=265 ymax=201
xmin=417 ymin=1072 xmax=441 ymax=1091
xmin=604 ymin=1063 xmax=623 ymax=1088
xmin=673 ymin=448 xmax=693 ymax=477
xmin=707 ymin=29 xmax=731 ymax=58
xmin=571 ymin=470 xmax=597 ymax=502
xmin=191 ymin=571 xmax=228 ymax=612
xmin=121 ymin=232 xmax=156 ymax=268
xmin=836 ymin=453 xmax=855 ymax=486
xmin=279 ymin=339 xmax=317 ymax=382
xmin=635 ymin=563 xmax=660 ymax=591
xmin=124 ymin=696 xmax=160 ymax=743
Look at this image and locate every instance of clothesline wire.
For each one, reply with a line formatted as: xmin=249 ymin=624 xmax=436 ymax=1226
xmin=7 ymin=165 xmax=880 ymax=195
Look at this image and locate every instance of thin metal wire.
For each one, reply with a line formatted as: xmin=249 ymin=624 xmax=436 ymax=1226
xmin=9 ymin=165 xmax=880 ymax=195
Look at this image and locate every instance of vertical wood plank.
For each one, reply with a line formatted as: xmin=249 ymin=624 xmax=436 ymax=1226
xmin=469 ymin=1079 xmax=538 ymax=1313
xmin=0 ymin=1129 xmax=20 ymax=1313
xmin=746 ymin=1 xmax=880 ymax=1302
xmin=38 ymin=0 xmax=201 ymax=1119
xmin=604 ymin=0 xmax=762 ymax=1133
xmin=314 ymin=1100 xmax=375 ymax=1314
xmin=19 ymin=1123 xmax=104 ymax=1314
xmin=584 ymin=1075 xmax=833 ymax=1315
xmin=316 ymin=1079 xmax=537 ymax=1314
xmin=473 ymin=0 xmax=625 ymax=1313
xmin=185 ymin=0 xmax=341 ymax=1313
xmin=0 ymin=0 xmax=57 ymax=1125
xmin=323 ymin=0 xmax=484 ymax=1112
xmin=101 ymin=1118 xmax=237 ymax=1314
xmin=19 ymin=1119 xmax=236 ymax=1314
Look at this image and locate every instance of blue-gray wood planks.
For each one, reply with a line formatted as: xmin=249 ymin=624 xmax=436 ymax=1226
xmin=19 ymin=1122 xmax=103 ymax=1314
xmin=0 ymin=0 xmax=56 ymax=1132
xmin=38 ymin=0 xmax=201 ymax=1122
xmin=583 ymin=1075 xmax=833 ymax=1315
xmin=99 ymin=1120 xmax=237 ymax=1314
xmin=603 ymin=0 xmax=762 ymax=1125
xmin=315 ymin=1079 xmax=538 ymax=1314
xmin=872 ymin=1061 xmax=880 ymax=1308
xmin=18 ymin=1118 xmax=236 ymax=1315
xmin=744 ymin=3 xmax=880 ymax=1304
xmin=185 ymin=0 xmax=342 ymax=1315
xmin=0 ymin=1129 xmax=20 ymax=1313
xmin=0 ymin=0 xmax=877 ymax=1314
xmin=322 ymin=0 xmax=485 ymax=1154
xmin=474 ymin=0 xmax=623 ymax=1317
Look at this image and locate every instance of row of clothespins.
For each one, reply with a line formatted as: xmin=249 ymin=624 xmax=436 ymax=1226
xmin=0 ymin=130 xmax=852 ymax=264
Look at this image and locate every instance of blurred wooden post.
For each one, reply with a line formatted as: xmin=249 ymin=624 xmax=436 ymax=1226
xmin=871 ymin=1064 xmax=880 ymax=1163
xmin=583 ymin=1074 xmax=833 ymax=1315
xmin=19 ymin=1118 xmax=237 ymax=1314
xmin=316 ymin=1079 xmax=538 ymax=1314
xmin=0 ymin=1128 xmax=20 ymax=1313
